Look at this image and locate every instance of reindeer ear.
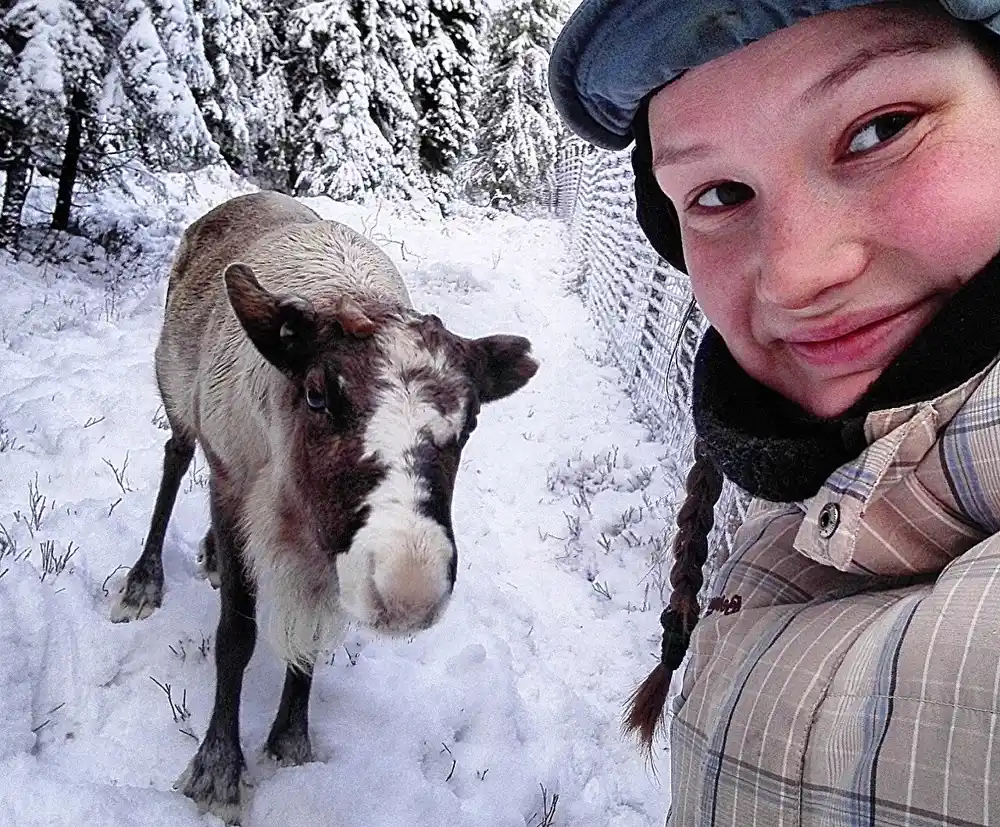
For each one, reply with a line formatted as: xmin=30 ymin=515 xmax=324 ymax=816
xmin=333 ymin=296 xmax=375 ymax=338
xmin=469 ymin=334 xmax=538 ymax=403
xmin=225 ymin=262 xmax=317 ymax=375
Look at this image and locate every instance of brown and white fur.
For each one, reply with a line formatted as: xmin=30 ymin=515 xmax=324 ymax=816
xmin=110 ymin=191 xmax=538 ymax=824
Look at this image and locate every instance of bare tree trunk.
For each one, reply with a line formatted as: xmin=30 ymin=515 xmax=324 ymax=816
xmin=52 ymin=89 xmax=86 ymax=231
xmin=0 ymin=128 xmax=32 ymax=251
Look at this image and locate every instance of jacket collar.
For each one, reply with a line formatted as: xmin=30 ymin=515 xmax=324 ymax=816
xmin=795 ymin=357 xmax=998 ymax=573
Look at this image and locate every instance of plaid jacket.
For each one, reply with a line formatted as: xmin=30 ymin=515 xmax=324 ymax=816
xmin=669 ymin=357 xmax=1000 ymax=827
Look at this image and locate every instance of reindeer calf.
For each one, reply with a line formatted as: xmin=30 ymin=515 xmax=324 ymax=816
xmin=111 ymin=191 xmax=537 ymax=823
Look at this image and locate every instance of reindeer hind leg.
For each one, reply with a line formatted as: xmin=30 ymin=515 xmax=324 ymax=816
xmin=110 ymin=433 xmax=194 ymax=622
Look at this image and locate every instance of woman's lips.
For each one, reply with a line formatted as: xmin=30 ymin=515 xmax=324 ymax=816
xmin=782 ymin=302 xmax=934 ymax=370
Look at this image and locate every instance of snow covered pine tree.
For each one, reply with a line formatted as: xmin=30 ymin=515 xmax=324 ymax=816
xmin=465 ymin=0 xmax=565 ymax=209
xmin=0 ymin=0 xmax=104 ymax=247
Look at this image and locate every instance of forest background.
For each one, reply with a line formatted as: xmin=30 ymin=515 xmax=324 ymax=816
xmin=0 ymin=0 xmax=568 ymax=248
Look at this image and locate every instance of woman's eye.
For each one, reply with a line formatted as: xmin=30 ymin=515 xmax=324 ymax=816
xmin=847 ymin=112 xmax=914 ymax=154
xmin=305 ymin=386 xmax=326 ymax=411
xmin=694 ymin=181 xmax=753 ymax=210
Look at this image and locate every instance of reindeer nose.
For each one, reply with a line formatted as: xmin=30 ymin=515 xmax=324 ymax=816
xmin=372 ymin=551 xmax=452 ymax=633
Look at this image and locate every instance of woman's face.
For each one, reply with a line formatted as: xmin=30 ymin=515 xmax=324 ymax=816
xmin=649 ymin=4 xmax=1000 ymax=417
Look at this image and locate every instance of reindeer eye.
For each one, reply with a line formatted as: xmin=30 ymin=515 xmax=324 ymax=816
xmin=305 ymin=386 xmax=326 ymax=411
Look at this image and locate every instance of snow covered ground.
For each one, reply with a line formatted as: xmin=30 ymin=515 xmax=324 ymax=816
xmin=0 ymin=170 xmax=683 ymax=826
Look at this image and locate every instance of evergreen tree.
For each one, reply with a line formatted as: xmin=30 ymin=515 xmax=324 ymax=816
xmin=194 ymin=0 xmax=291 ymax=183
xmin=408 ymin=0 xmax=487 ymax=191
xmin=248 ymin=55 xmax=294 ymax=190
xmin=0 ymin=0 xmax=105 ymax=247
xmin=0 ymin=0 xmax=498 ymax=246
xmin=283 ymin=0 xmax=406 ymax=200
xmin=465 ymin=0 xmax=565 ymax=208
xmin=0 ymin=0 xmax=223 ymax=248
xmin=366 ymin=0 xmax=420 ymax=184
xmin=114 ymin=0 xmax=219 ymax=170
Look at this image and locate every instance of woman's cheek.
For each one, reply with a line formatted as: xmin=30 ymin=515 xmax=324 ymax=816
xmin=686 ymin=240 xmax=755 ymax=337
xmin=876 ymin=144 xmax=1000 ymax=277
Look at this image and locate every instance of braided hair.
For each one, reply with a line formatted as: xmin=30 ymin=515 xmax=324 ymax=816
xmin=623 ymin=98 xmax=726 ymax=755
xmin=622 ymin=438 xmax=723 ymax=756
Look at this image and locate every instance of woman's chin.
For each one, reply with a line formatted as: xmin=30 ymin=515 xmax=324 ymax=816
xmin=777 ymin=369 xmax=881 ymax=420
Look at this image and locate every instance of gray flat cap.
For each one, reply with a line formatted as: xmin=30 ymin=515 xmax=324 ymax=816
xmin=549 ymin=0 xmax=1000 ymax=150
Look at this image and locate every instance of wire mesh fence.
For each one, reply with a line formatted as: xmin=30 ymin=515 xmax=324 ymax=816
xmin=550 ymin=138 xmax=751 ymax=578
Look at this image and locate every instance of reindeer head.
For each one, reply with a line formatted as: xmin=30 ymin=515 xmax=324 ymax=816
xmin=225 ymin=262 xmax=538 ymax=646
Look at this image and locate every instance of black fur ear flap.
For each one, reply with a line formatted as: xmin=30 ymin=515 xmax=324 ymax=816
xmin=224 ymin=262 xmax=317 ymax=375
xmin=469 ymin=335 xmax=539 ymax=403
xmin=632 ymin=99 xmax=687 ymax=273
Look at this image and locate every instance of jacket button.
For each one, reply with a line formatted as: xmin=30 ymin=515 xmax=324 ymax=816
xmin=818 ymin=502 xmax=840 ymax=538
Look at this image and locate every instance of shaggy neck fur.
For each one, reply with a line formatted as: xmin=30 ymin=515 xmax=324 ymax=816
xmin=241 ymin=447 xmax=346 ymax=669
xmin=693 ymin=252 xmax=1000 ymax=502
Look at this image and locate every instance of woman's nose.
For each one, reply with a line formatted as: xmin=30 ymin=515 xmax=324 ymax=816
xmin=755 ymin=188 xmax=868 ymax=310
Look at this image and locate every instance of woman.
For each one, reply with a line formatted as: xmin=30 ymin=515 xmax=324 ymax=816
xmin=550 ymin=1 xmax=1000 ymax=824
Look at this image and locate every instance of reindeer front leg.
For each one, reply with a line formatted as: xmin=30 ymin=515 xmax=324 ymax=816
xmin=265 ymin=663 xmax=315 ymax=766
xmin=177 ymin=479 xmax=256 ymax=825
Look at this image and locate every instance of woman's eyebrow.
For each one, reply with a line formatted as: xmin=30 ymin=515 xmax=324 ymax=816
xmin=799 ymin=38 xmax=939 ymax=104
xmin=651 ymin=141 xmax=715 ymax=169
xmin=651 ymin=38 xmax=942 ymax=169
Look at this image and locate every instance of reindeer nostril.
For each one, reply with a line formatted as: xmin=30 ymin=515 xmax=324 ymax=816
xmin=371 ymin=554 xmax=451 ymax=634
xmin=375 ymin=591 xmax=440 ymax=632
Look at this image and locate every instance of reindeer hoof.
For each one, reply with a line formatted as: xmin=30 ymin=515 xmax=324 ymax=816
xmin=109 ymin=567 xmax=163 ymax=622
xmin=196 ymin=533 xmax=220 ymax=589
xmin=176 ymin=747 xmax=252 ymax=825
xmin=198 ymin=568 xmax=221 ymax=589
xmin=265 ymin=730 xmax=315 ymax=767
